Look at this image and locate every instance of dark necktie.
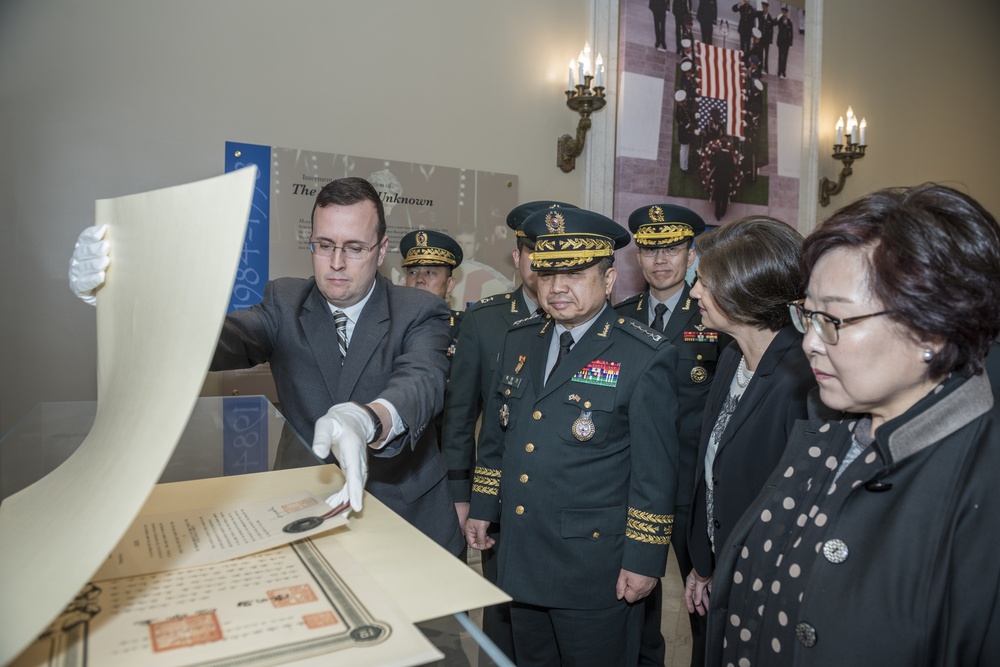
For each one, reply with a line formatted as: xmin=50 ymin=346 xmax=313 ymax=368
xmin=548 ymin=331 xmax=575 ymax=382
xmin=334 ymin=310 xmax=348 ymax=364
xmin=651 ymin=303 xmax=668 ymax=332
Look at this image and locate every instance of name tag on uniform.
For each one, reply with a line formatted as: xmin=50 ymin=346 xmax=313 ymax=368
xmin=502 ymin=374 xmax=523 ymax=388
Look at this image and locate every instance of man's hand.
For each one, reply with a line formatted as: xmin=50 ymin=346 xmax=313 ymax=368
xmin=313 ymin=402 xmax=376 ymax=513
xmin=684 ymin=569 xmax=713 ymax=616
xmin=464 ymin=518 xmax=495 ymax=551
xmin=69 ymin=225 xmax=110 ymax=305
xmin=616 ymin=569 xmax=658 ymax=603
xmin=454 ymin=502 xmax=471 ymax=534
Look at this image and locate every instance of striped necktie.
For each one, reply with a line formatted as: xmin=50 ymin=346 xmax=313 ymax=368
xmin=333 ymin=310 xmax=349 ymax=364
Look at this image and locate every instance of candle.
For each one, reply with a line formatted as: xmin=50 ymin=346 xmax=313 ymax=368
xmin=835 ymin=117 xmax=844 ymax=145
xmin=596 ymin=53 xmax=604 ymax=88
xmin=569 ymin=59 xmax=575 ymax=90
xmin=859 ymin=117 xmax=867 ymax=146
xmin=578 ymin=50 xmax=585 ymax=86
xmin=851 ymin=121 xmax=859 ymax=145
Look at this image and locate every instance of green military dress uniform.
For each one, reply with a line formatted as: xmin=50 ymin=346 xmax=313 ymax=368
xmin=442 ymin=287 xmax=533 ymax=500
xmin=470 ymin=305 xmax=679 ymax=608
xmin=446 ymin=308 xmax=464 ymax=362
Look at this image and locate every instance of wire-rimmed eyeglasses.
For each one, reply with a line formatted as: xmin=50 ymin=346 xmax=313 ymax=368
xmin=308 ymin=240 xmax=379 ymax=259
xmin=637 ymin=245 xmax=687 ymax=258
xmin=788 ymin=299 xmax=891 ymax=345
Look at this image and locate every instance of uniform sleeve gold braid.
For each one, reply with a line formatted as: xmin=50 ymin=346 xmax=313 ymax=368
xmin=626 ymin=508 xmax=674 ymax=545
xmin=472 ymin=466 xmax=501 ymax=496
xmin=626 ymin=526 xmax=672 ymax=545
xmin=628 ymin=507 xmax=674 ymax=524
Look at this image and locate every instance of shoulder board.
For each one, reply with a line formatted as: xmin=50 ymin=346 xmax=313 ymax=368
xmin=511 ymin=312 xmax=546 ymax=329
xmin=469 ymin=292 xmax=514 ymax=311
xmin=614 ymin=316 xmax=666 ymax=348
xmin=613 ymin=293 xmax=643 ymax=309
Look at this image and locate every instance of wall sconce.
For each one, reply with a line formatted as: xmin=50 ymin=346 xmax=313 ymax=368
xmin=558 ymin=42 xmax=606 ymax=173
xmin=819 ymin=106 xmax=868 ymax=207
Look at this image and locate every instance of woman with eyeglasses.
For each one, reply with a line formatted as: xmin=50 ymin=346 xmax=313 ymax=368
xmin=706 ymin=183 xmax=1000 ymax=666
xmin=683 ymin=216 xmax=823 ymax=633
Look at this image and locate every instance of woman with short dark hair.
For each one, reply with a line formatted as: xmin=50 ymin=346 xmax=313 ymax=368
xmin=708 ymin=183 xmax=1000 ymax=665
xmin=684 ymin=216 xmax=819 ymax=629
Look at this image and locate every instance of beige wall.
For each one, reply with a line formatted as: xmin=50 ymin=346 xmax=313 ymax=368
xmin=0 ymin=0 xmax=590 ymax=431
xmin=817 ymin=0 xmax=1000 ymax=218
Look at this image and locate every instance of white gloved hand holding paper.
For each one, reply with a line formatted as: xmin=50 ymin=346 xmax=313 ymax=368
xmin=69 ymin=224 xmax=111 ymax=305
xmin=312 ymin=402 xmax=376 ymax=514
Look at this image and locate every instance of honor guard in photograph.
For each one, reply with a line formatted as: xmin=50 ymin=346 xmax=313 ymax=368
xmin=615 ymin=203 xmax=732 ymax=667
xmin=399 ymin=229 xmax=465 ymax=358
xmin=466 ymin=207 xmax=680 ymax=667
xmin=440 ymin=200 xmax=577 ymax=662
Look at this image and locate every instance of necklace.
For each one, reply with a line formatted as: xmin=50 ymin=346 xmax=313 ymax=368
xmin=736 ymin=354 xmax=754 ymax=389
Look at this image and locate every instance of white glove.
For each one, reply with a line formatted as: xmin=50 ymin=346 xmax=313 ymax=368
xmin=312 ymin=402 xmax=376 ymax=513
xmin=69 ymin=225 xmax=110 ymax=306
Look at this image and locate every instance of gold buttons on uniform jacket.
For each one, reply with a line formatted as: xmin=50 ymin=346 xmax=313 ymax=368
xmin=584 ymin=401 xmax=592 ymax=409
xmin=505 ymin=389 xmax=511 ymax=396
xmin=532 ymin=410 xmax=542 ymax=420
xmin=525 ymin=443 xmax=535 ymax=452
xmin=519 ymin=474 xmax=529 ymax=483
xmin=592 ymin=531 xmax=600 ymax=539
xmin=515 ymin=505 xmax=525 ymax=515
xmin=696 ymin=354 xmax=703 ymax=361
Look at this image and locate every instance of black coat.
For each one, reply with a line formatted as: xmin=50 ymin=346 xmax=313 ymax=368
xmin=688 ymin=325 xmax=816 ymax=576
xmin=708 ymin=372 xmax=1000 ymax=665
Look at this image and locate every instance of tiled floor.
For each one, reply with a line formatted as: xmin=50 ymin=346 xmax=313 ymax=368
xmin=466 ymin=549 xmax=694 ymax=666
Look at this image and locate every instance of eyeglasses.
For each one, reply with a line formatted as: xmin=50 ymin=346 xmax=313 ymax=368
xmin=637 ymin=245 xmax=688 ymax=258
xmin=788 ymin=299 xmax=891 ymax=345
xmin=308 ymin=240 xmax=379 ymax=259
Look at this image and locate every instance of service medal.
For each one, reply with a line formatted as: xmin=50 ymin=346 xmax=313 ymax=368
xmin=572 ymin=411 xmax=596 ymax=441
xmin=499 ymin=401 xmax=510 ymax=430
xmin=691 ymin=366 xmax=708 ymax=383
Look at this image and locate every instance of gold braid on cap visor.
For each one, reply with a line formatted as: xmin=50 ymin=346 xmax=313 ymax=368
xmin=634 ymin=223 xmax=694 ymax=247
xmin=530 ymin=234 xmax=615 ymax=269
xmin=402 ymin=246 xmax=457 ymax=267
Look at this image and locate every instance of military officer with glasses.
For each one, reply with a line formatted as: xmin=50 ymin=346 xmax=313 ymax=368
xmin=615 ymin=204 xmax=731 ymax=667
xmin=69 ymin=176 xmax=464 ymax=557
xmin=466 ymin=206 xmax=680 ymax=667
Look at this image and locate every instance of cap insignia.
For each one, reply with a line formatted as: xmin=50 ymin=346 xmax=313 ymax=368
xmin=545 ymin=211 xmax=566 ymax=234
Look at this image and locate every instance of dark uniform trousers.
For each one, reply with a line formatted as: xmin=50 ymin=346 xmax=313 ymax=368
xmin=469 ymin=305 xmax=679 ymax=667
xmin=615 ymin=285 xmax=731 ymax=667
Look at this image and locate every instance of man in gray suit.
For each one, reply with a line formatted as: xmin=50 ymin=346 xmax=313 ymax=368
xmin=69 ymin=177 xmax=463 ymax=556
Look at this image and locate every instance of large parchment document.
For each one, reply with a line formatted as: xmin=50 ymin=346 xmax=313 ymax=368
xmin=0 ymin=168 xmax=258 ymax=665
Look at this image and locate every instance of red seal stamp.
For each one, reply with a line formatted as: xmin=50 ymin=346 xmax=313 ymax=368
xmin=281 ymin=497 xmax=320 ymax=514
xmin=149 ymin=611 xmax=223 ymax=652
xmin=303 ymin=611 xmax=340 ymax=629
xmin=268 ymin=584 xmax=317 ymax=608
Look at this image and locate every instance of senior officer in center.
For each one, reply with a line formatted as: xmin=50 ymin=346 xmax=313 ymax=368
xmin=615 ymin=204 xmax=731 ymax=667
xmin=466 ymin=208 xmax=680 ymax=667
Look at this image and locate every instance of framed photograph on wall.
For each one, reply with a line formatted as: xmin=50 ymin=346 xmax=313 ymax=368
xmin=587 ymin=0 xmax=820 ymax=299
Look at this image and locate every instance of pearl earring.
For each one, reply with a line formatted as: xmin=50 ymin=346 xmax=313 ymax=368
xmin=922 ymin=349 xmax=933 ymax=362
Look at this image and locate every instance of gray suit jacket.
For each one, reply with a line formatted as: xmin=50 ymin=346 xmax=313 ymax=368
xmin=211 ymin=273 xmax=464 ymax=555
